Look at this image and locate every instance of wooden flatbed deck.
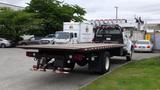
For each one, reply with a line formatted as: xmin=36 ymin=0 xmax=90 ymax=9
xmin=18 ymin=43 xmax=124 ymax=51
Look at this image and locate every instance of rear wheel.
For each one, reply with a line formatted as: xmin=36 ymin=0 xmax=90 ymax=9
xmin=126 ymin=55 xmax=132 ymax=61
xmin=89 ymin=52 xmax=110 ymax=74
xmin=126 ymin=48 xmax=133 ymax=61
xmin=1 ymin=43 xmax=6 ymax=48
xmin=99 ymin=52 xmax=110 ymax=74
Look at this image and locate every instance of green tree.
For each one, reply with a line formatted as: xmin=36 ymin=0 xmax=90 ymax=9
xmin=0 ymin=0 xmax=86 ymax=42
xmin=0 ymin=8 xmax=21 ymax=41
xmin=25 ymin=0 xmax=86 ymax=34
xmin=0 ymin=7 xmax=44 ymax=42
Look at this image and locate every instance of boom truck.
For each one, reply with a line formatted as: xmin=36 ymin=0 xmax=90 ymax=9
xmin=19 ymin=23 xmax=133 ymax=74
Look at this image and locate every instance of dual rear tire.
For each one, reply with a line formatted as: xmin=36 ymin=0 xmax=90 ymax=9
xmin=99 ymin=52 xmax=110 ymax=74
xmin=89 ymin=52 xmax=110 ymax=74
xmin=126 ymin=47 xmax=133 ymax=61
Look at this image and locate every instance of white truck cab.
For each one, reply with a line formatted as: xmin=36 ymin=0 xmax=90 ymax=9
xmin=93 ymin=24 xmax=133 ymax=61
xmin=55 ymin=31 xmax=78 ymax=44
xmin=54 ymin=22 xmax=94 ymax=44
xmin=122 ymin=32 xmax=133 ymax=54
xmin=40 ymin=34 xmax=55 ymax=44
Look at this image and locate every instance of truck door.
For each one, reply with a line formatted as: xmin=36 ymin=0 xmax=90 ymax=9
xmin=123 ymin=34 xmax=132 ymax=53
xmin=73 ymin=33 xmax=78 ymax=43
xmin=70 ymin=33 xmax=78 ymax=44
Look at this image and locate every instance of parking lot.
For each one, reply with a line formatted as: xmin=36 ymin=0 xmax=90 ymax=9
xmin=0 ymin=48 xmax=159 ymax=90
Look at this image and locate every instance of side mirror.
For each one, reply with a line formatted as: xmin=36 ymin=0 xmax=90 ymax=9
xmin=121 ymin=28 xmax=124 ymax=32
xmin=125 ymin=35 xmax=129 ymax=38
xmin=70 ymin=33 xmax=74 ymax=38
xmin=75 ymin=33 xmax=77 ymax=38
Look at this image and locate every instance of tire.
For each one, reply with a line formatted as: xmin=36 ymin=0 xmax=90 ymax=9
xmin=1 ymin=43 xmax=6 ymax=48
xmin=98 ymin=52 xmax=110 ymax=74
xmin=126 ymin=55 xmax=132 ymax=61
xmin=88 ymin=52 xmax=110 ymax=74
xmin=126 ymin=48 xmax=133 ymax=61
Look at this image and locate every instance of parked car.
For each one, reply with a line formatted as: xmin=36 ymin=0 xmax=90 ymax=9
xmin=18 ymin=36 xmax=42 ymax=45
xmin=134 ymin=40 xmax=153 ymax=52
xmin=0 ymin=38 xmax=14 ymax=48
xmin=40 ymin=34 xmax=55 ymax=44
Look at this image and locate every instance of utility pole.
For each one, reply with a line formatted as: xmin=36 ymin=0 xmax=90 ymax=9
xmin=115 ymin=6 xmax=118 ymax=23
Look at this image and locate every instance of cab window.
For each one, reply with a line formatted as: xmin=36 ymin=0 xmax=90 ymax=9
xmin=74 ymin=33 xmax=77 ymax=38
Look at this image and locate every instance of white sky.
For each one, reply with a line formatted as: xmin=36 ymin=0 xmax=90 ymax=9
xmin=1 ymin=0 xmax=160 ymax=20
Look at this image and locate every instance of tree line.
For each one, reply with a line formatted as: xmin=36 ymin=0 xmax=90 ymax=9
xmin=0 ymin=0 xmax=86 ymax=42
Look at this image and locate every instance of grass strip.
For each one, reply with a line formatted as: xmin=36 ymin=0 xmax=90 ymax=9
xmin=80 ymin=57 xmax=160 ymax=90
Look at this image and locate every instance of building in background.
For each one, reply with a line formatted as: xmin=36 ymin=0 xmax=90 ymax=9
xmin=144 ymin=19 xmax=160 ymax=50
xmin=144 ymin=19 xmax=160 ymax=32
xmin=0 ymin=2 xmax=24 ymax=10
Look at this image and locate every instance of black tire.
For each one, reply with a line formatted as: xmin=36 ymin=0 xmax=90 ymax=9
xmin=126 ymin=55 xmax=131 ymax=61
xmin=98 ymin=52 xmax=110 ymax=74
xmin=88 ymin=52 xmax=110 ymax=74
xmin=1 ymin=43 xmax=6 ymax=48
xmin=126 ymin=48 xmax=133 ymax=61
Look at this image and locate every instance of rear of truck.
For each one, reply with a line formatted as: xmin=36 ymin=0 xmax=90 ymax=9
xmin=22 ymin=43 xmax=124 ymax=74
xmin=20 ymin=24 xmax=132 ymax=74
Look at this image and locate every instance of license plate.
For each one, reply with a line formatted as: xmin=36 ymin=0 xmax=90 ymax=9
xmin=139 ymin=46 xmax=145 ymax=48
xmin=106 ymin=38 xmax=111 ymax=40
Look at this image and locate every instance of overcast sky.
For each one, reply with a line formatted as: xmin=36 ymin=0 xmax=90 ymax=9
xmin=1 ymin=0 xmax=160 ymax=20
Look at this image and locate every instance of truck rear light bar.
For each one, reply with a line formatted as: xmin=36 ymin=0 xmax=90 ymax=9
xmin=72 ymin=54 xmax=84 ymax=61
xmin=26 ymin=51 xmax=37 ymax=57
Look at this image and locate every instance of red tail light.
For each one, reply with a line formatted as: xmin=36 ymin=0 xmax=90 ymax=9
xmin=134 ymin=45 xmax=137 ymax=48
xmin=147 ymin=45 xmax=151 ymax=48
xmin=26 ymin=51 xmax=37 ymax=57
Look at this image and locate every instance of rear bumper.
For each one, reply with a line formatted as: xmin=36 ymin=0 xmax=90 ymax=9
xmin=134 ymin=48 xmax=152 ymax=52
xmin=26 ymin=51 xmax=38 ymax=57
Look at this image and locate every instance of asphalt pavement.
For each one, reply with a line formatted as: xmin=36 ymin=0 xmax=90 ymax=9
xmin=0 ymin=48 xmax=159 ymax=90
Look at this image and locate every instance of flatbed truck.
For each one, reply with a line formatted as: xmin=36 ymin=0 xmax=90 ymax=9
xmin=19 ymin=24 xmax=133 ymax=74
xmin=20 ymin=43 xmax=125 ymax=74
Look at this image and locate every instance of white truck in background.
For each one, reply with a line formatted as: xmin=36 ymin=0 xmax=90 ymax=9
xmin=54 ymin=22 xmax=94 ymax=44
